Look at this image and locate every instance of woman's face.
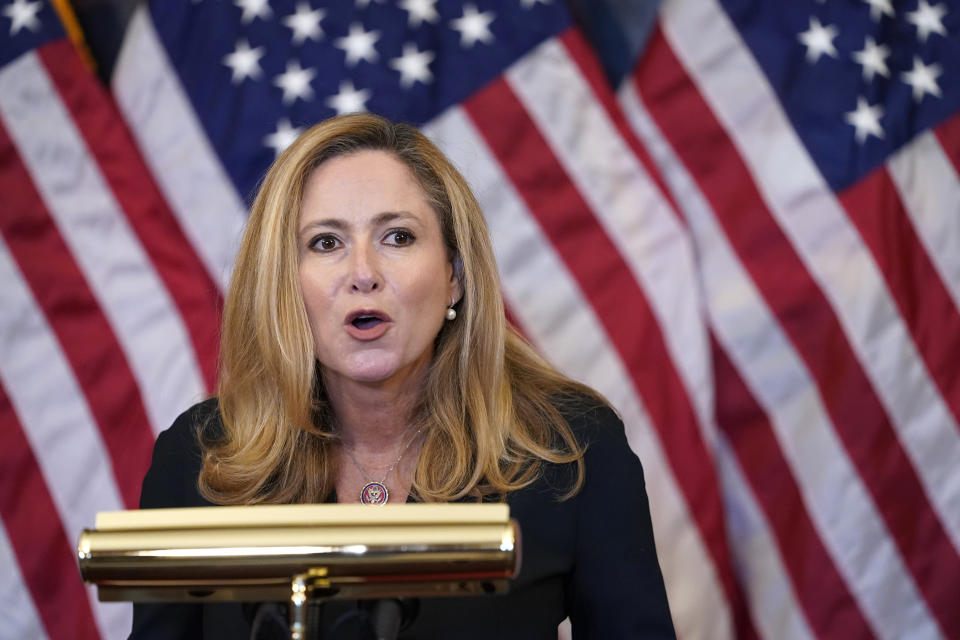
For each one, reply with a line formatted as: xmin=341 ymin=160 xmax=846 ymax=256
xmin=297 ymin=150 xmax=459 ymax=388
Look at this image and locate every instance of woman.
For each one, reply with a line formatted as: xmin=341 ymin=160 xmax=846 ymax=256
xmin=131 ymin=113 xmax=675 ymax=639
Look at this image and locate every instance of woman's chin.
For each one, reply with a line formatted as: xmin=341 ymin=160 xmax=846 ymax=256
xmin=322 ymin=348 xmax=433 ymax=388
xmin=335 ymin=356 xmax=406 ymax=385
xmin=347 ymin=369 xmax=396 ymax=384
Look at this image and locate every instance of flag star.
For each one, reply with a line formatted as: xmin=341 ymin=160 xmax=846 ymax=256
xmin=520 ymin=0 xmax=552 ymax=7
xmin=273 ymin=60 xmax=316 ymax=104
xmin=390 ymin=43 xmax=435 ymax=88
xmin=235 ymin=0 xmax=272 ymax=24
xmin=283 ymin=2 xmax=325 ymax=45
xmin=326 ymin=80 xmax=372 ymax=115
xmin=3 ymin=0 xmax=42 ymax=35
xmin=906 ymin=0 xmax=948 ymax=42
xmin=222 ymin=39 xmax=265 ymax=84
xmin=334 ymin=23 xmax=381 ymax=67
xmin=399 ymin=0 xmax=439 ymax=27
xmin=862 ymin=0 xmax=894 ymax=21
xmin=901 ymin=56 xmax=942 ymax=102
xmin=450 ymin=4 xmax=495 ymax=48
xmin=845 ymin=97 xmax=884 ymax=143
xmin=263 ymin=119 xmax=303 ymax=157
xmin=852 ymin=36 xmax=890 ymax=82
xmin=355 ymin=0 xmax=385 ymax=8
xmin=798 ymin=17 xmax=839 ymax=63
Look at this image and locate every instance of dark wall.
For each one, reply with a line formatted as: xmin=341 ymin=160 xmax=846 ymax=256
xmin=70 ymin=0 xmax=139 ymax=83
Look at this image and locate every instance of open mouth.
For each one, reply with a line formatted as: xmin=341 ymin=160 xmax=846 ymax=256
xmin=345 ymin=310 xmax=391 ymax=334
xmin=351 ymin=315 xmax=384 ymax=330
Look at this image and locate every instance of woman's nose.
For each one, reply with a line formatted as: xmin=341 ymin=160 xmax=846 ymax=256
xmin=349 ymin=244 xmax=381 ymax=293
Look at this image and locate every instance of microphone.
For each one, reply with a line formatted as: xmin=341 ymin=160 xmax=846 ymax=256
xmin=366 ymin=598 xmax=420 ymax=640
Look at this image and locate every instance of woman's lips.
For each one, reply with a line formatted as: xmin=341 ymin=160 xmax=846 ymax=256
xmin=344 ymin=310 xmax=392 ymax=341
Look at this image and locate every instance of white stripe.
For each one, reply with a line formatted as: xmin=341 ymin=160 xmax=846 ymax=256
xmin=88 ymin=592 xmax=131 ymax=640
xmin=425 ymin=106 xmax=734 ymax=640
xmin=619 ymin=82 xmax=938 ymax=640
xmin=0 ymin=51 xmax=207 ymax=434
xmin=618 ymin=82 xmax=824 ymax=640
xmin=661 ymin=0 xmax=960 ymax=557
xmin=0 ymin=520 xmax=47 ymax=640
xmin=0 ymin=236 xmax=130 ymax=640
xmin=113 ymin=6 xmax=246 ymax=292
xmin=505 ymin=38 xmax=716 ymax=448
xmin=714 ymin=438 xmax=816 ymax=640
xmin=887 ymin=131 xmax=960 ymax=314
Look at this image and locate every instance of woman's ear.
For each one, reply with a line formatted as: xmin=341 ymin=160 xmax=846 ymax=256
xmin=450 ymin=254 xmax=464 ymax=304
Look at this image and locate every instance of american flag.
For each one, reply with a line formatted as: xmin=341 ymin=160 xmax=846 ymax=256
xmin=0 ymin=0 xmax=957 ymax=638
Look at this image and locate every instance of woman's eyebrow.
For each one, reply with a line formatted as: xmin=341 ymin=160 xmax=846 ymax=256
xmin=372 ymin=211 xmax=417 ymax=225
xmin=301 ymin=211 xmax=417 ymax=231
xmin=299 ymin=218 xmax=347 ymax=234
xmin=299 ymin=211 xmax=419 ymax=236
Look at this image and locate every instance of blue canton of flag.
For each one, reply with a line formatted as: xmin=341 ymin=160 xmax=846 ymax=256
xmin=0 ymin=0 xmax=62 ymax=65
xmin=723 ymin=0 xmax=960 ymax=190
xmin=149 ymin=0 xmax=571 ymax=202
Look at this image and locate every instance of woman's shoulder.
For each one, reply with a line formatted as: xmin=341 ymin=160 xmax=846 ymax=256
xmin=139 ymin=397 xmax=222 ymax=509
xmin=152 ymin=397 xmax=223 ymax=461
xmin=170 ymin=396 xmax=223 ymax=438
xmin=552 ymin=392 xmax=624 ymax=445
xmin=551 ymin=392 xmax=645 ymax=488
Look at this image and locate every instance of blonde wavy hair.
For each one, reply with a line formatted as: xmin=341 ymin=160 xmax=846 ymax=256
xmin=199 ymin=113 xmax=604 ymax=505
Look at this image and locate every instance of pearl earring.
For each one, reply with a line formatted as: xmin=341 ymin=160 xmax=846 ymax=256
xmin=445 ymin=299 xmax=457 ymax=321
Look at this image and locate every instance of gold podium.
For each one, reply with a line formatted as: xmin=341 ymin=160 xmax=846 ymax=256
xmin=78 ymin=503 xmax=520 ymax=639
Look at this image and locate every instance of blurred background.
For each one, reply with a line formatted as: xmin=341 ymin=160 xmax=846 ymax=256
xmin=1 ymin=0 xmax=958 ymax=638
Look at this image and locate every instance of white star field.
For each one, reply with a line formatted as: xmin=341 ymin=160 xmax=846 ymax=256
xmin=794 ymin=1 xmax=952 ymax=144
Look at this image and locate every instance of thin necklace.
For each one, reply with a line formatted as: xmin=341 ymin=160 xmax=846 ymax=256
xmin=340 ymin=427 xmax=422 ymax=505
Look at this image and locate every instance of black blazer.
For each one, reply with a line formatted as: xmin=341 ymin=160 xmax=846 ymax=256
xmin=130 ymin=398 xmax=675 ymax=639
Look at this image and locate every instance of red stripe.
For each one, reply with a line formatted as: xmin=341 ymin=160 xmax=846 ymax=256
xmin=464 ymin=79 xmax=756 ymax=637
xmin=633 ymin=27 xmax=960 ymax=635
xmin=0 ymin=119 xmax=153 ymax=509
xmin=0 ymin=384 xmax=102 ymax=640
xmin=934 ymin=110 xmax=960 ymax=179
xmin=839 ymin=168 xmax=960 ymax=424
xmin=711 ymin=334 xmax=878 ymax=640
xmin=558 ymin=29 xmax=683 ymax=222
xmin=38 ymin=39 xmax=221 ymax=391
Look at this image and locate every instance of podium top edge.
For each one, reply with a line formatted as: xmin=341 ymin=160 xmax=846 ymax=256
xmin=93 ymin=503 xmax=511 ymax=531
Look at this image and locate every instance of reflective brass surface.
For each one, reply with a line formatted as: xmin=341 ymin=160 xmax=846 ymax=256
xmin=78 ymin=504 xmax=519 ymax=603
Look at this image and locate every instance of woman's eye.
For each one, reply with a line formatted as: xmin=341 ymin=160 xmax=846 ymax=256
xmin=386 ymin=230 xmax=415 ymax=246
xmin=310 ymin=235 xmax=340 ymax=251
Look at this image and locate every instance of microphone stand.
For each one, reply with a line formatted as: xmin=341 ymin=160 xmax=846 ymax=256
xmin=369 ymin=599 xmax=403 ymax=640
xmin=289 ymin=569 xmax=417 ymax=640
